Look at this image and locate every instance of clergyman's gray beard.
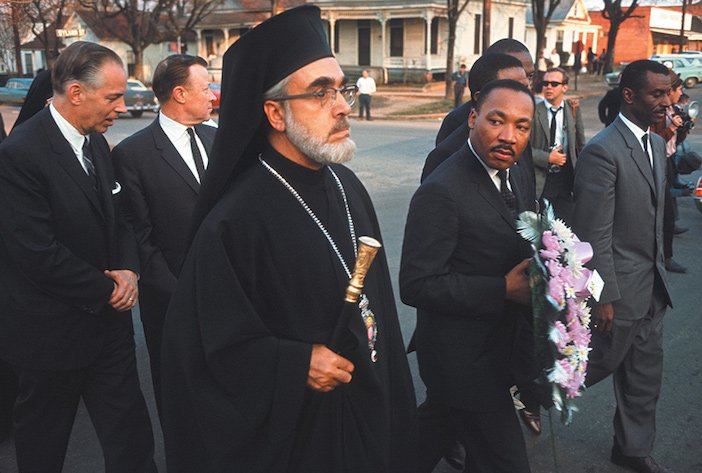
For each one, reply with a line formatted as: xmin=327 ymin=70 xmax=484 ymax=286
xmin=284 ymin=109 xmax=356 ymax=166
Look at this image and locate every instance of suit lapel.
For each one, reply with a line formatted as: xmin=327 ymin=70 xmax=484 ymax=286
xmin=150 ymin=119 xmax=200 ymax=193
xmin=461 ymin=145 xmax=518 ymax=230
xmin=537 ymin=102 xmax=550 ymax=144
xmin=614 ymin=117 xmax=656 ymax=196
xmin=194 ymin=123 xmax=215 ymax=155
xmin=43 ymin=110 xmax=105 ymax=220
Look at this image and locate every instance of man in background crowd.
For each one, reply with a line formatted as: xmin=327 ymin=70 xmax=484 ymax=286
xmin=112 ymin=54 xmax=217 ymax=416
xmin=356 ymin=68 xmax=376 ymax=120
xmin=531 ymin=67 xmax=585 ymax=223
xmin=451 ymin=63 xmax=468 ymax=109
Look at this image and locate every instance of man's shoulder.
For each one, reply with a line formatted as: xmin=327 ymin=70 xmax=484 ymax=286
xmin=113 ymin=120 xmax=158 ymax=153
xmin=0 ymin=111 xmax=51 ymax=158
xmin=422 ymin=146 xmax=473 ymax=189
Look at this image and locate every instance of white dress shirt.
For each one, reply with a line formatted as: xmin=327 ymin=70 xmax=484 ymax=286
xmin=618 ymin=112 xmax=653 ymax=167
xmin=468 ymin=138 xmax=512 ymax=192
xmin=49 ymin=103 xmax=91 ymax=175
xmin=356 ymin=76 xmax=376 ymax=95
xmin=546 ymin=99 xmax=568 ymax=150
xmin=159 ymin=112 xmax=209 ymax=183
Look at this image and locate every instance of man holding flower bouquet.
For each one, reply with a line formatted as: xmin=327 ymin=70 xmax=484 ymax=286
xmin=401 ymin=79 xmax=536 ymax=473
xmin=572 ymin=60 xmax=673 ymax=473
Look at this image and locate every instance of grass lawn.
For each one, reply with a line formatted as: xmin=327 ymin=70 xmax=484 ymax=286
xmin=394 ymin=99 xmax=456 ymax=115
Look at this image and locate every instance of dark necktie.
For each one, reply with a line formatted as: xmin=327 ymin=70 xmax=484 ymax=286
xmin=549 ymin=106 xmax=562 ymax=148
xmin=641 ymin=133 xmax=650 ymax=166
xmin=497 ymin=169 xmax=517 ymax=219
xmin=82 ymin=138 xmax=98 ymax=190
xmin=187 ymin=127 xmax=206 ymax=181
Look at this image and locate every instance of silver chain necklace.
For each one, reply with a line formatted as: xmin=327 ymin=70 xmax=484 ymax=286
xmin=259 ymin=155 xmax=378 ymax=362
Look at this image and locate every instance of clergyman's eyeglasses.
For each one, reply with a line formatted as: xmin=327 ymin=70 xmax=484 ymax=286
xmin=272 ymin=85 xmax=358 ymax=110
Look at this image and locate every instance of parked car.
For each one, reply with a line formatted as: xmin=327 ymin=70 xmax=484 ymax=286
xmin=654 ymin=56 xmax=702 ymax=88
xmin=210 ymin=82 xmax=221 ymax=112
xmin=0 ymin=78 xmax=33 ymax=105
xmin=650 ymin=52 xmax=702 ymax=60
xmin=123 ymin=79 xmax=158 ymax=117
xmin=606 ymin=56 xmax=702 ymax=88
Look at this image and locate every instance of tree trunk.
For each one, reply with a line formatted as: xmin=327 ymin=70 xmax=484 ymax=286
xmin=445 ymin=18 xmax=456 ymax=100
xmin=133 ymin=46 xmax=144 ymax=82
xmin=11 ymin=3 xmax=23 ymax=76
xmin=604 ymin=21 xmax=619 ymax=74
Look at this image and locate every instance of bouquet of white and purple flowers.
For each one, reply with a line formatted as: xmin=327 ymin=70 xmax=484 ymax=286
xmin=517 ymin=202 xmax=603 ymax=425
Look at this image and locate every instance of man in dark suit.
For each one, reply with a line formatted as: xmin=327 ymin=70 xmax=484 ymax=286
xmin=572 ymin=60 xmax=673 ymax=473
xmin=0 ymin=42 xmax=156 ymax=473
xmin=112 ymin=54 xmax=216 ymax=415
xmin=401 ymin=79 xmax=535 ymax=473
xmin=531 ymin=67 xmax=585 ymax=223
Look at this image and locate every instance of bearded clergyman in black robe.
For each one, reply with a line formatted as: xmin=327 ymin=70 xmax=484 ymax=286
xmin=159 ymin=6 xmax=417 ymax=473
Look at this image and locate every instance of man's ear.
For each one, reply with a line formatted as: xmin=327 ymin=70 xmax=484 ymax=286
xmin=263 ymin=100 xmax=286 ymax=132
xmin=172 ymin=85 xmax=187 ymax=105
xmin=621 ymin=87 xmax=634 ymax=105
xmin=468 ymin=108 xmax=477 ymax=130
xmin=66 ymin=82 xmax=82 ymax=106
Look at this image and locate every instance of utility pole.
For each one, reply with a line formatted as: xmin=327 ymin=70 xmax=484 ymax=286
xmin=679 ymin=0 xmax=686 ymax=53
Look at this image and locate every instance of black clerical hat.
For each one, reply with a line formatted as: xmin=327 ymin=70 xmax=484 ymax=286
xmin=188 ymin=5 xmax=333 ymax=242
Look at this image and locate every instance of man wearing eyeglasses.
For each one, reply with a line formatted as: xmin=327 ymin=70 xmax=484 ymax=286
xmin=159 ymin=6 xmax=417 ymax=473
xmin=531 ymin=67 xmax=585 ymax=223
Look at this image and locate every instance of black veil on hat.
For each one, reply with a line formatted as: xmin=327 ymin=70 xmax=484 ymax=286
xmin=188 ymin=5 xmax=334 ymax=242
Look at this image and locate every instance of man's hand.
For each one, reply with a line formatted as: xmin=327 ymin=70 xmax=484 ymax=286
xmin=670 ymin=114 xmax=683 ymax=131
xmin=104 ymin=270 xmax=138 ymax=312
xmin=592 ymin=303 xmax=614 ymax=336
xmin=505 ymin=259 xmax=533 ymax=306
xmin=307 ymin=344 xmax=354 ymax=393
xmin=548 ymin=146 xmax=566 ymax=165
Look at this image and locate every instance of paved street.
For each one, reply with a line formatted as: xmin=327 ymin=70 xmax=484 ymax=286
xmin=1 ymin=87 xmax=701 ymax=472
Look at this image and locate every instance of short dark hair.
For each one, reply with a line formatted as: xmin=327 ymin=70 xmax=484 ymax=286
xmin=475 ymin=79 xmax=534 ymax=113
xmin=619 ymin=59 xmax=670 ymax=96
xmin=486 ymin=38 xmax=530 ymax=56
xmin=469 ymin=53 xmax=523 ymax=101
xmin=668 ymin=69 xmax=682 ymax=90
xmin=52 ymin=41 xmax=123 ymax=95
xmin=545 ymin=67 xmax=569 ymax=85
xmin=152 ymin=54 xmax=209 ymax=103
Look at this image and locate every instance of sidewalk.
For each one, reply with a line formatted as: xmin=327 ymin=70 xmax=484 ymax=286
xmin=365 ymin=73 xmax=612 ymax=120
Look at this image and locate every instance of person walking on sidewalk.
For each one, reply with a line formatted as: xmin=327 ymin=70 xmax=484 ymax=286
xmin=356 ymin=69 xmax=376 ymax=120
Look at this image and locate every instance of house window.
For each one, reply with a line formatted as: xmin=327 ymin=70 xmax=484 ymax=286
xmin=474 ymin=15 xmax=481 ymax=54
xmin=431 ymin=17 xmax=439 ymax=54
xmin=508 ymin=18 xmax=514 ymax=39
xmin=390 ymin=19 xmax=403 ymax=57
